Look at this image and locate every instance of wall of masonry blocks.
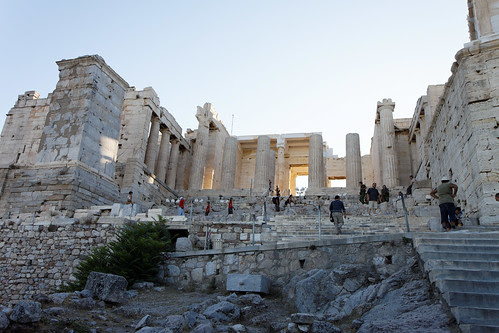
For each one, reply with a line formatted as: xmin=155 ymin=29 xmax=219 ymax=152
xmin=0 ymin=217 xmax=123 ymax=305
xmin=162 ymin=234 xmax=414 ymax=293
xmin=424 ymin=40 xmax=499 ymax=224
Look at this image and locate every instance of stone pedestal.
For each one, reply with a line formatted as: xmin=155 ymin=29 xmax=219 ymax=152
xmin=345 ymin=133 xmax=362 ymax=189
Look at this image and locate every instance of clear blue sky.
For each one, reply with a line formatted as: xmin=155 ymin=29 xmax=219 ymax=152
xmin=0 ymin=1 xmax=469 ymax=157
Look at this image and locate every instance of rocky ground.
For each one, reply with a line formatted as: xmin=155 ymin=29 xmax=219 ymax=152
xmin=1 ymin=256 xmax=460 ymax=333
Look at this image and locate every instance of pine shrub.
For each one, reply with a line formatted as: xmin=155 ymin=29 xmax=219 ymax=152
xmin=66 ymin=217 xmax=173 ymax=291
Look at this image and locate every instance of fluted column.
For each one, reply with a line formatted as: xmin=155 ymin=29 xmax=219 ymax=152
xmin=189 ymin=121 xmax=210 ymax=190
xmin=155 ymin=127 xmax=171 ymax=182
xmin=276 ymin=143 xmax=287 ymax=192
xmin=377 ymin=98 xmax=398 ymax=188
xmin=175 ymin=147 xmax=190 ymax=190
xmin=221 ymin=136 xmax=238 ymax=190
xmin=268 ymin=150 xmax=276 ymax=190
xmin=165 ymin=138 xmax=180 ymax=188
xmin=346 ymin=133 xmax=363 ymax=189
xmin=372 ymin=120 xmax=382 ymax=184
xmin=254 ymin=135 xmax=271 ymax=191
xmin=308 ymin=133 xmax=324 ymax=189
xmin=144 ymin=116 xmax=161 ymax=172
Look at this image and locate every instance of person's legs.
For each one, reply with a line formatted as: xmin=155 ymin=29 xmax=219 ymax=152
xmin=446 ymin=203 xmax=457 ymax=227
xmin=439 ymin=204 xmax=450 ymax=230
xmin=373 ymin=201 xmax=378 ymax=215
xmin=333 ymin=213 xmax=343 ymax=234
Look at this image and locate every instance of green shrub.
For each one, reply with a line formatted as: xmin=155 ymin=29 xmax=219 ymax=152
xmin=66 ymin=217 xmax=173 ymax=291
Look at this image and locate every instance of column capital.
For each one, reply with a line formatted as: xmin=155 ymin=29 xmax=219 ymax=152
xmin=377 ymin=98 xmax=395 ymax=112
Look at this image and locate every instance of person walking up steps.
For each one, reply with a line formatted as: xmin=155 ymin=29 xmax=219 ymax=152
xmin=430 ymin=176 xmax=458 ymax=231
xmin=329 ymin=195 xmax=347 ymax=235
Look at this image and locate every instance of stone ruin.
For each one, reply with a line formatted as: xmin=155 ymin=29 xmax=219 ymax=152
xmin=0 ymin=1 xmax=498 ymax=330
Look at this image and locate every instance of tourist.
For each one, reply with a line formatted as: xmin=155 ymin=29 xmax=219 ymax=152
xmin=178 ymin=197 xmax=185 ymax=216
xmin=381 ymin=185 xmax=390 ymax=203
xmin=275 ymin=186 xmax=281 ymax=211
xmin=205 ymin=201 xmax=211 ymax=216
xmin=455 ymin=207 xmax=463 ymax=227
xmin=126 ymin=191 xmax=133 ymax=205
xmin=366 ymin=183 xmax=380 ymax=216
xmin=228 ymin=198 xmax=234 ymax=215
xmin=496 ymin=193 xmax=499 ymax=202
xmin=430 ymin=177 xmax=458 ymax=231
xmin=285 ymin=194 xmax=293 ymax=207
xmin=329 ymin=195 xmax=347 ymax=234
xmin=359 ymin=182 xmax=367 ymax=204
xmin=406 ymin=175 xmax=415 ymax=196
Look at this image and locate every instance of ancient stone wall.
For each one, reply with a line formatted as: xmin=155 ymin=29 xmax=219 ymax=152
xmin=0 ymin=217 xmax=123 ymax=305
xmin=0 ymin=91 xmax=51 ymax=168
xmin=163 ymin=235 xmax=413 ymax=292
xmin=423 ymin=39 xmax=499 ymax=223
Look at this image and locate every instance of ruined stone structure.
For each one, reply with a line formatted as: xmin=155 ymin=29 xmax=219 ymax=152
xmin=369 ymin=0 xmax=499 ymax=223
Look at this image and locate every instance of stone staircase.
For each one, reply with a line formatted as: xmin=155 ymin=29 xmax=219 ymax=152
xmin=266 ymin=213 xmax=429 ymax=243
xmin=413 ymin=231 xmax=499 ymax=332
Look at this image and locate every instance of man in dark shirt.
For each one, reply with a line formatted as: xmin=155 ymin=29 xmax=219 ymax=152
xmin=359 ymin=182 xmax=367 ymax=204
xmin=329 ymin=195 xmax=346 ymax=234
xmin=367 ymin=183 xmax=380 ymax=216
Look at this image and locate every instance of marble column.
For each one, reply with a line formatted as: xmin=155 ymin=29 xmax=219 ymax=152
xmin=221 ymin=136 xmax=238 ymax=190
xmin=372 ymin=119 xmax=382 ymax=185
xmin=144 ymin=116 xmax=161 ymax=172
xmin=155 ymin=127 xmax=171 ymax=182
xmin=308 ymin=133 xmax=324 ymax=189
xmin=254 ymin=135 xmax=271 ymax=191
xmin=290 ymin=170 xmax=297 ymax=196
xmin=268 ymin=150 xmax=276 ymax=190
xmin=377 ymin=98 xmax=398 ymax=188
xmin=175 ymin=147 xmax=190 ymax=190
xmin=165 ymin=138 xmax=180 ymax=188
xmin=345 ymin=133 xmax=362 ymax=189
xmin=276 ymin=143 xmax=287 ymax=192
xmin=189 ymin=121 xmax=210 ymax=190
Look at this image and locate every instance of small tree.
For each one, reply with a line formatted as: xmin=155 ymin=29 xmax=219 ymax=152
xmin=67 ymin=217 xmax=173 ymax=291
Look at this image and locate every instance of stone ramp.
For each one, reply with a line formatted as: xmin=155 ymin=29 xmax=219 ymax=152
xmin=414 ymin=231 xmax=499 ymax=332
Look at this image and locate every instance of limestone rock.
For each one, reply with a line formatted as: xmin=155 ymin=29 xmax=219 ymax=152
xmin=192 ymin=322 xmax=215 ymax=333
xmin=136 ymin=314 xmax=151 ymax=330
xmin=203 ymin=301 xmax=240 ymax=322
xmin=0 ymin=311 xmax=9 ymax=329
xmin=228 ymin=323 xmax=246 ymax=332
xmin=71 ymin=297 xmax=96 ymax=309
xmin=84 ymin=271 xmax=128 ymax=303
xmin=291 ymin=313 xmax=316 ymax=324
xmin=9 ymin=301 xmax=42 ymax=323
xmin=49 ymin=292 xmax=70 ymax=305
xmin=311 ymin=320 xmax=341 ymax=333
xmin=162 ymin=314 xmax=185 ymax=333
xmin=175 ymin=237 xmax=193 ymax=252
